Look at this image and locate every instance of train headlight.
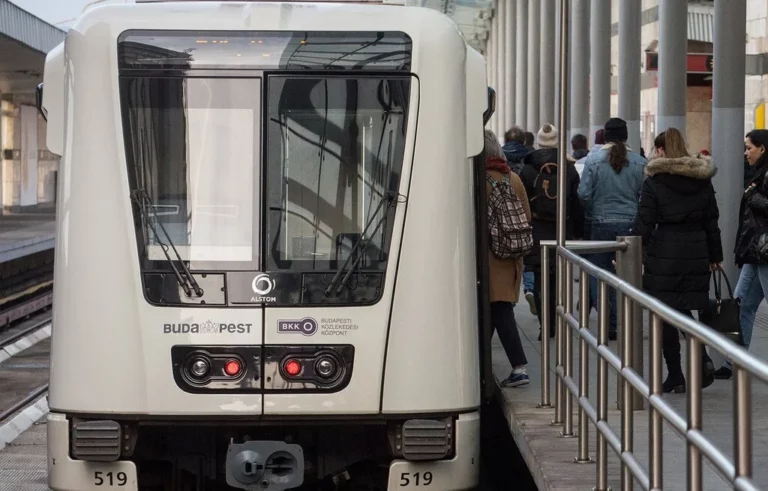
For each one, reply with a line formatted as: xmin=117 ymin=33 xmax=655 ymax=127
xmin=315 ymin=357 xmax=337 ymax=379
xmin=188 ymin=357 xmax=210 ymax=379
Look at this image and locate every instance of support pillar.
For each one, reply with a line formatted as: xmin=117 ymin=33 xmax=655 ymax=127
xmin=527 ymin=0 xmax=540 ymax=132
xmin=712 ymin=0 xmax=747 ymax=287
xmin=515 ymin=0 xmax=528 ymax=128
xmin=570 ymin=0 xmax=590 ymax=140
xmin=657 ymin=0 xmax=688 ymax=135
xmin=505 ymin=0 xmax=516 ymax=130
xmin=539 ymin=0 xmax=556 ymax=127
xmin=618 ymin=0 xmax=641 ymax=152
xmin=589 ymin=0 xmax=610 ymax=140
xmin=496 ymin=0 xmax=506 ymax=136
xmin=488 ymin=11 xmax=497 ymax=131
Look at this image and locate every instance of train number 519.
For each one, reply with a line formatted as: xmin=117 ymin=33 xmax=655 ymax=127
xmin=399 ymin=471 xmax=433 ymax=486
xmin=94 ymin=471 xmax=128 ymax=486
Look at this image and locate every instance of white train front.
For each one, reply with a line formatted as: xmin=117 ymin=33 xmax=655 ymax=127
xmin=40 ymin=1 xmax=493 ymax=489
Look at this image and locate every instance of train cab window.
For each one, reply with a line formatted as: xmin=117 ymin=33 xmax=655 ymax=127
xmin=265 ymin=76 xmax=410 ymax=273
xmin=120 ymin=76 xmax=261 ymax=272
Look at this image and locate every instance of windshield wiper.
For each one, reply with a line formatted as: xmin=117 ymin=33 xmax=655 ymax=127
xmin=130 ymin=188 xmax=204 ymax=298
xmin=325 ymin=191 xmax=400 ymax=297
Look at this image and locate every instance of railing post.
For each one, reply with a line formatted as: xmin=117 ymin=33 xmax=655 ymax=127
xmin=686 ymin=336 xmax=703 ymax=490
xmin=575 ymin=268 xmax=593 ymax=464
xmin=621 ymin=295 xmax=634 ymax=491
xmin=552 ymin=253 xmax=564 ymax=424
xmin=561 ymin=260 xmax=575 ymax=437
xmin=539 ymin=245 xmax=553 ymax=408
xmin=649 ymin=314 xmax=663 ymax=490
xmin=617 ymin=235 xmax=644 ymax=410
xmin=596 ymin=280 xmax=609 ymax=490
xmin=733 ymin=365 xmax=752 ymax=484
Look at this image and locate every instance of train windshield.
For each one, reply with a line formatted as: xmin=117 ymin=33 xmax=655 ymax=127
xmin=120 ymin=74 xmax=410 ymax=276
xmin=121 ymin=76 xmax=262 ymax=271
xmin=265 ymin=76 xmax=410 ymax=272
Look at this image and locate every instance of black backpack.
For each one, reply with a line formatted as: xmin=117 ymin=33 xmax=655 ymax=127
xmin=530 ymin=162 xmax=564 ymax=221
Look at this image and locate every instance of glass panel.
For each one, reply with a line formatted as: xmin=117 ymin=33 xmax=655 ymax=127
xmin=120 ymin=77 xmax=260 ymax=271
xmin=118 ymin=30 xmax=412 ymax=71
xmin=266 ymin=76 xmax=410 ymax=272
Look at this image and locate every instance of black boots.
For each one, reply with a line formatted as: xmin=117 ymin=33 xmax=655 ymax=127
xmin=662 ymin=351 xmax=716 ymax=394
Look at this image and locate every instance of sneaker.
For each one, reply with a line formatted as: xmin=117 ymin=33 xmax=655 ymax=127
xmin=525 ymin=291 xmax=537 ymax=316
xmin=501 ymin=368 xmax=530 ymax=387
xmin=714 ymin=366 xmax=732 ymax=379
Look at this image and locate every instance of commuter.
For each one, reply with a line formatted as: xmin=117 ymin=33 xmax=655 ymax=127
xmin=484 ymin=129 xmax=531 ymax=387
xmin=502 ymin=126 xmax=531 ymax=176
xmin=520 ymin=123 xmax=584 ymax=340
xmin=501 ymin=126 xmax=537 ymax=313
xmin=574 ymin=129 xmax=606 ymax=240
xmin=577 ymin=118 xmax=646 ymax=340
xmin=524 ymin=131 xmax=535 ymax=151
xmin=633 ymin=128 xmax=719 ymax=392
xmin=571 ymin=133 xmax=589 ymax=160
xmin=716 ymin=129 xmax=768 ymax=379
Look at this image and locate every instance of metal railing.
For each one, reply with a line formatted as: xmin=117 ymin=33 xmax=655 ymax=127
xmin=539 ymin=238 xmax=767 ymax=491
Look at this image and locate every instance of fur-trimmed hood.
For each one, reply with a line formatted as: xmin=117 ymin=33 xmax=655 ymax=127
xmin=645 ymin=155 xmax=717 ymax=180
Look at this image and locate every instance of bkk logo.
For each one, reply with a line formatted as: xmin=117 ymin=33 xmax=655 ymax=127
xmin=277 ymin=317 xmax=318 ymax=336
xmin=251 ymin=273 xmax=277 ymax=303
xmin=163 ymin=320 xmax=252 ymax=334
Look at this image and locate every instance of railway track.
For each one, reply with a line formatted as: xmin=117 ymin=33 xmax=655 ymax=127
xmin=0 ymin=278 xmax=54 ymax=433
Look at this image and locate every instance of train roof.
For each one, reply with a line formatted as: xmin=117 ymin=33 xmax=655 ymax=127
xmin=67 ymin=1 xmax=471 ymax=67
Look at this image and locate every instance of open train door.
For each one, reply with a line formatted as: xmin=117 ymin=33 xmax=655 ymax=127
xmin=474 ymin=86 xmax=495 ymax=404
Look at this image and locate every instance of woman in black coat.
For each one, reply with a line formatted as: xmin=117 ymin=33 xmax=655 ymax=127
xmin=633 ymin=128 xmax=721 ymax=393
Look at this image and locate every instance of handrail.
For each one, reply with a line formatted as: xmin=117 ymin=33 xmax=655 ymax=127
xmin=558 ymin=246 xmax=768 ymax=383
xmin=538 ymin=238 xmax=764 ymax=490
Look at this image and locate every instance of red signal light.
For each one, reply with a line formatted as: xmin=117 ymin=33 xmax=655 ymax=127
xmin=284 ymin=359 xmax=302 ymax=377
xmin=224 ymin=359 xmax=242 ymax=377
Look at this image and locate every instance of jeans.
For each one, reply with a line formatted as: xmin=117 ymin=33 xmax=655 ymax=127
xmin=523 ymin=271 xmax=534 ymax=292
xmin=491 ymin=302 xmax=528 ymax=367
xmin=724 ymin=264 xmax=768 ymax=369
xmin=587 ymin=221 xmax=634 ymax=334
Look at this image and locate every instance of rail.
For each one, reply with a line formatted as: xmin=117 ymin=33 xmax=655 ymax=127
xmin=539 ymin=237 xmax=765 ymax=490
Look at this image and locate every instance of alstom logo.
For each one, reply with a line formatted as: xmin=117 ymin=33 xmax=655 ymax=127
xmin=251 ymin=274 xmax=277 ymax=303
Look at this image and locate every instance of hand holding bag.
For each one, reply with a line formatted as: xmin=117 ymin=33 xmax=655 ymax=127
xmin=699 ymin=269 xmax=744 ymax=346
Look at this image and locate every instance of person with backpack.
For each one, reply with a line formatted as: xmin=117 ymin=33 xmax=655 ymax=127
xmin=520 ymin=123 xmax=585 ymax=340
xmin=484 ymin=129 xmax=533 ymax=387
xmin=577 ymin=118 xmax=646 ymax=340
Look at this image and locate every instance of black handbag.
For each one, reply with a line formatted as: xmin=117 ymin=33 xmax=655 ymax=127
xmin=699 ymin=270 xmax=744 ymax=346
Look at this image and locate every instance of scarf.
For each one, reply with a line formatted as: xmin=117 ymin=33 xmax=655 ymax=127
xmin=486 ymin=156 xmax=511 ymax=174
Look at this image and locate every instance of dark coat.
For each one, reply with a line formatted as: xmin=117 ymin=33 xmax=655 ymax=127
xmin=735 ymin=160 xmax=768 ymax=266
xmin=633 ymin=156 xmax=723 ymax=311
xmin=519 ymin=148 xmax=585 ymax=268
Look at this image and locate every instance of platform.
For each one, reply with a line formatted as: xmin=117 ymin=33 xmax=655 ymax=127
xmin=493 ymin=283 xmax=768 ymax=490
xmin=0 ymin=217 xmax=55 ymax=264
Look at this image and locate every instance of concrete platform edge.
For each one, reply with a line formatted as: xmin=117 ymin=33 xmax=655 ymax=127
xmin=0 ymin=395 xmax=49 ymax=451
xmin=493 ymin=375 xmax=552 ymax=491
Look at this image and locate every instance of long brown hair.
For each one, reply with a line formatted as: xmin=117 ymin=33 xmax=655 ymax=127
xmin=654 ymin=127 xmax=689 ymax=158
xmin=608 ymin=143 xmax=628 ymax=173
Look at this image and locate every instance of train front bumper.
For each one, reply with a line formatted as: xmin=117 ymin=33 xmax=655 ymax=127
xmin=48 ymin=413 xmax=138 ymax=491
xmin=47 ymin=410 xmax=480 ymax=491
xmin=386 ymin=411 xmax=480 ymax=491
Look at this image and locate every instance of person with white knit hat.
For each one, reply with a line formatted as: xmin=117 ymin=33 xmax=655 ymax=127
xmin=536 ymin=123 xmax=559 ymax=149
xmin=519 ymin=123 xmax=585 ymax=341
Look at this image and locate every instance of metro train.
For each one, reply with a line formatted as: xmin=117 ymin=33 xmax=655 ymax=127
xmin=38 ymin=1 xmax=498 ymax=489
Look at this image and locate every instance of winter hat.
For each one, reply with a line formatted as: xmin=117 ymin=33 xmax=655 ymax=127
xmin=537 ymin=123 xmax=559 ymax=149
xmin=604 ymin=118 xmax=628 ymax=143
xmin=594 ymin=129 xmax=605 ymax=145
